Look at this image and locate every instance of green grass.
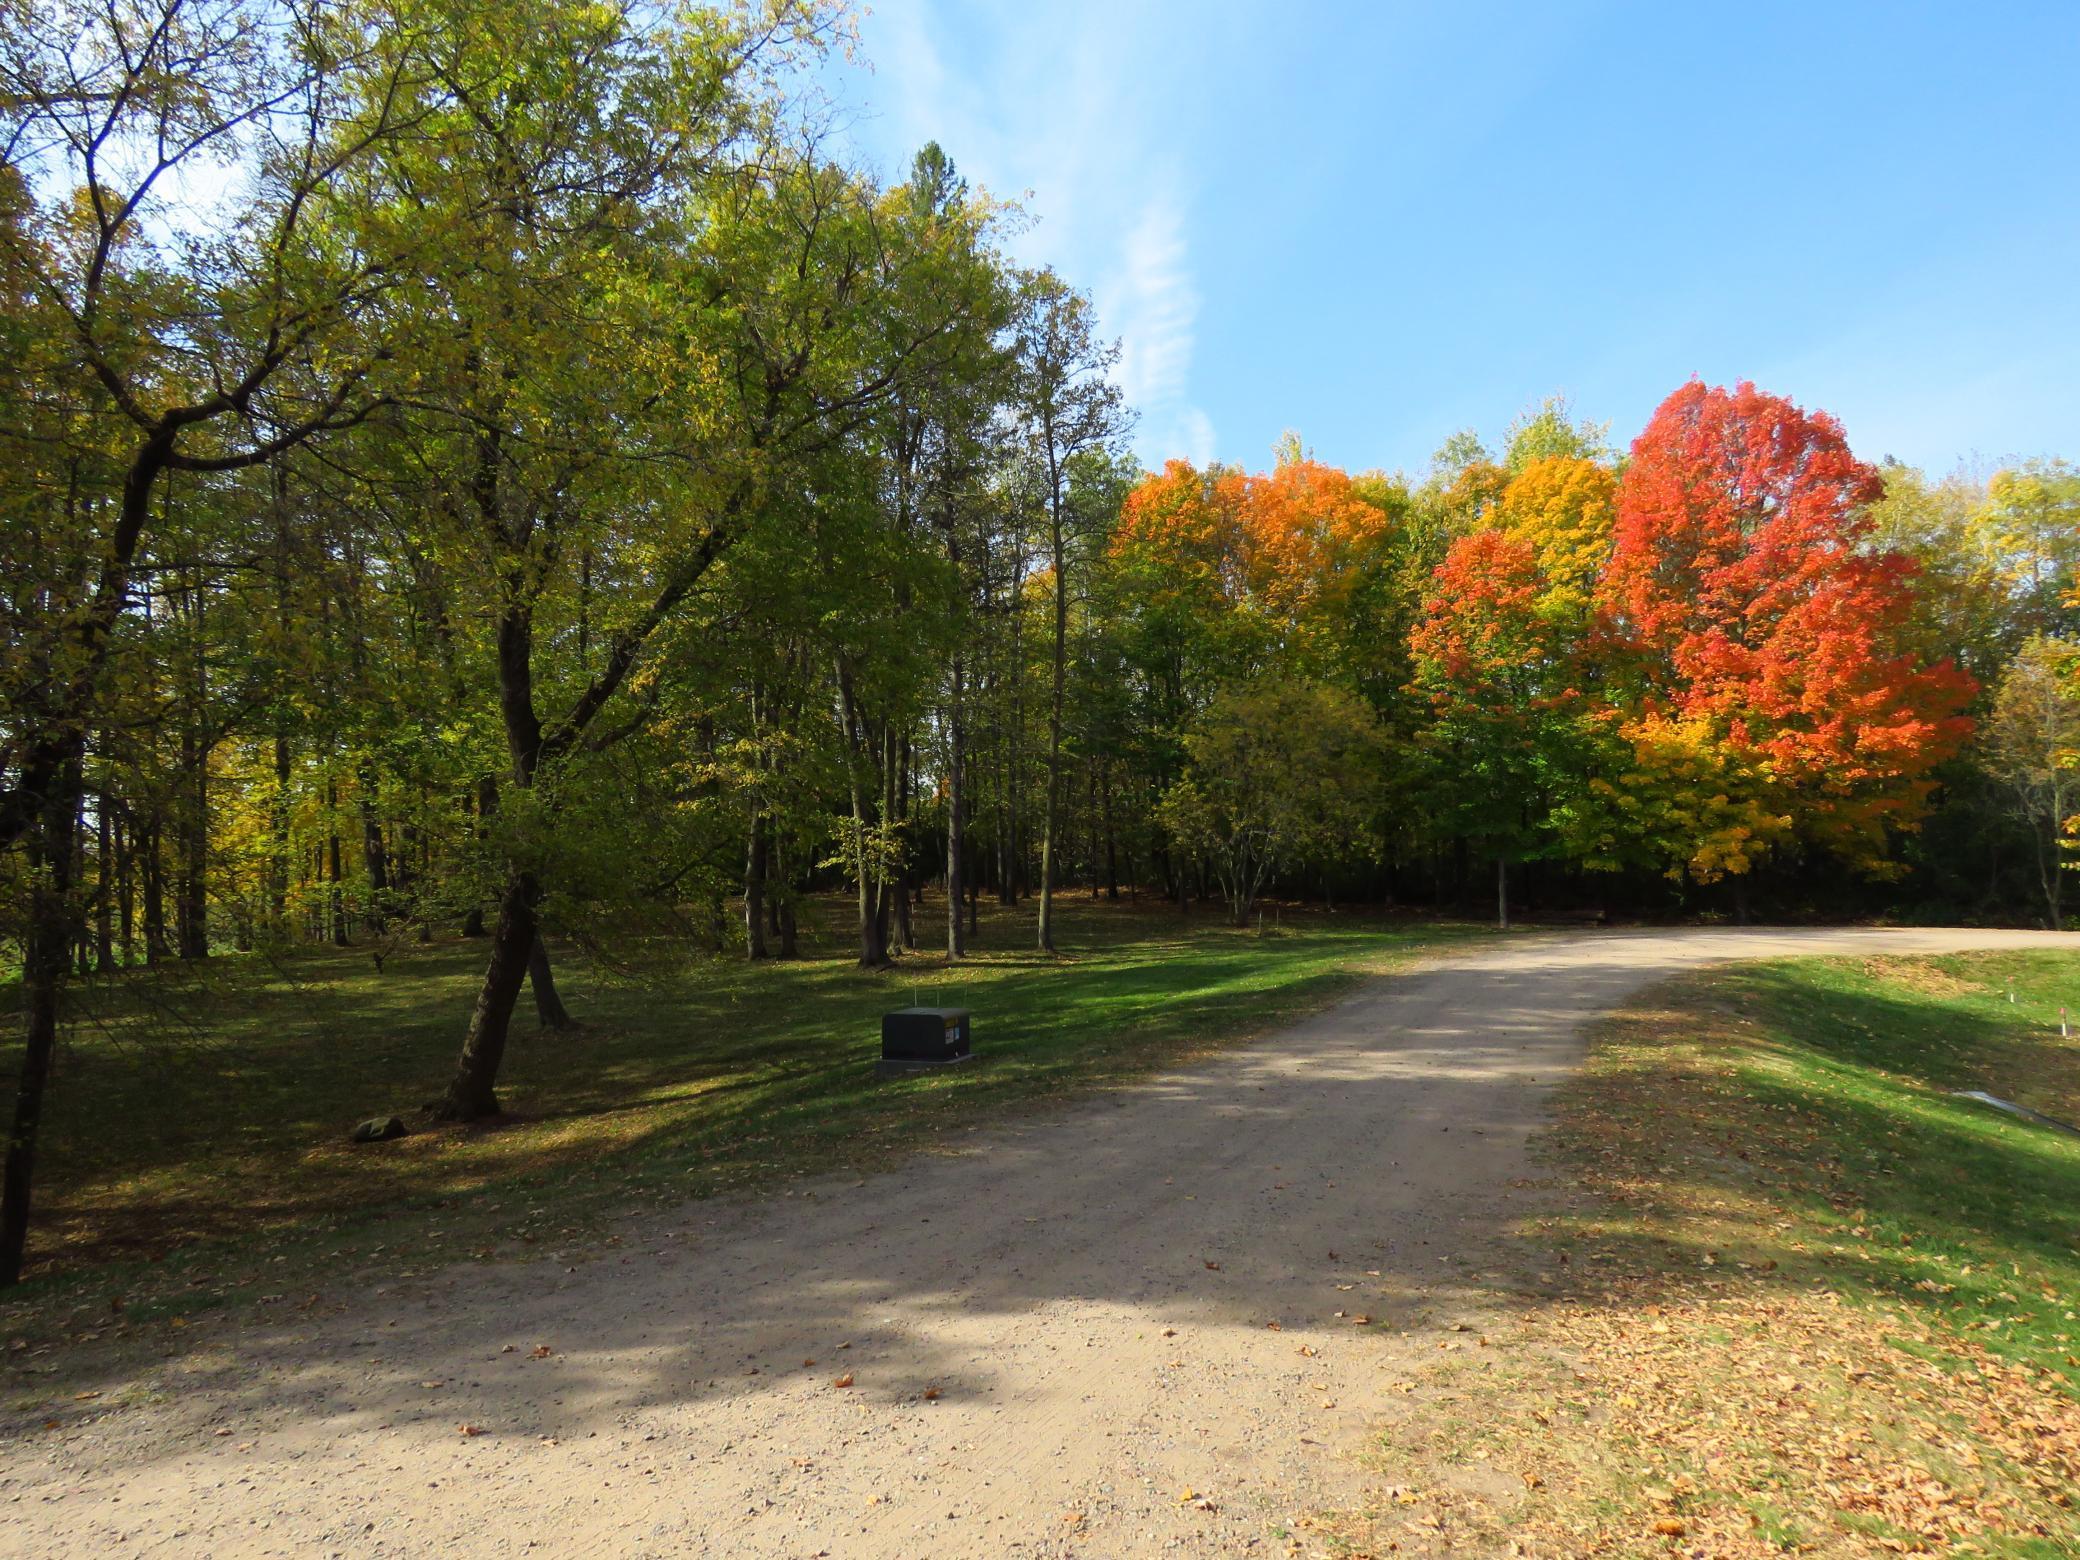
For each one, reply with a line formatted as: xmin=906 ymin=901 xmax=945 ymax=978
xmin=0 ymin=895 xmax=1481 ymax=1343
xmin=1506 ymin=948 xmax=2080 ymax=1555
xmin=1574 ymin=949 xmax=2080 ymax=1387
xmin=1337 ymin=950 xmax=2080 ymax=1558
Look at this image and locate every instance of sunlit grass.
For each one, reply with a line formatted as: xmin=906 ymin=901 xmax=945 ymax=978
xmin=0 ymin=895 xmax=1483 ymax=1334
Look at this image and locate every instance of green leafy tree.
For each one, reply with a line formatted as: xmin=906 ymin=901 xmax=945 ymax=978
xmin=1157 ymin=679 xmax=1384 ymax=926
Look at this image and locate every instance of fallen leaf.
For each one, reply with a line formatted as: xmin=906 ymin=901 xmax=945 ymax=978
xmin=922 ymin=1387 xmax=940 ymax=1401
xmin=530 ymin=1346 xmax=554 ymax=1359
xmin=1204 ymin=1261 xmax=1222 ymax=1272
xmin=1652 ymin=1519 xmax=1685 ymax=1537
xmin=831 ymin=1373 xmax=854 ymax=1389
xmin=457 ymin=1423 xmax=484 ymax=1437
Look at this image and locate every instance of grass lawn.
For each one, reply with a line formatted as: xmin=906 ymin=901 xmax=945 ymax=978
xmin=1348 ymin=950 xmax=2080 ymax=1558
xmin=0 ymin=895 xmax=1479 ymax=1345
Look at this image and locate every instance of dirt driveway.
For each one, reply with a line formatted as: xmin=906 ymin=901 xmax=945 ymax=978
xmin=0 ymin=926 xmax=2065 ymax=1557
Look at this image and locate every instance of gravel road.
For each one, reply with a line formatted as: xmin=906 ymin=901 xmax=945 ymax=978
xmin=1 ymin=926 xmax=2066 ymax=1557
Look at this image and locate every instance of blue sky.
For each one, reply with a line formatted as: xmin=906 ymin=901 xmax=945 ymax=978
xmin=824 ymin=1 xmax=2079 ymax=478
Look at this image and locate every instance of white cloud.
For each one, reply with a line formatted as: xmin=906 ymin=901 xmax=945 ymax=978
xmin=1101 ymin=194 xmax=1211 ymax=469
xmin=830 ymin=0 xmax=1214 ymax=468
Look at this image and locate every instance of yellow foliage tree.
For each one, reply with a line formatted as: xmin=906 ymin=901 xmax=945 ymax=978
xmin=1497 ymin=455 xmax=1617 ymax=617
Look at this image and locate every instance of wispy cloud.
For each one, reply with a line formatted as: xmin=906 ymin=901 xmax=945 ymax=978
xmin=1101 ymin=195 xmax=1209 ymax=467
xmin=830 ymin=0 xmax=1214 ymax=469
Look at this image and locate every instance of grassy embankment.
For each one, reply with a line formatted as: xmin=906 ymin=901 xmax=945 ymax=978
xmin=0 ymin=897 xmax=1479 ymax=1341
xmin=1343 ymin=949 xmax=2080 ymax=1558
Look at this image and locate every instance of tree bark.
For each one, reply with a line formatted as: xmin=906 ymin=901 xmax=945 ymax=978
xmin=176 ymin=720 xmax=209 ymax=960
xmin=142 ymin=814 xmax=167 ymax=963
xmin=1497 ymin=856 xmax=1510 ymax=931
xmin=0 ymin=761 xmax=82 ymax=1285
xmin=358 ymin=764 xmax=391 ymax=934
xmin=326 ymin=775 xmax=348 ymax=947
xmin=528 ymin=934 xmax=575 ymax=1030
xmin=1037 ymin=514 xmax=1067 ymax=952
xmin=94 ymin=793 xmax=114 ymax=973
xmin=946 ymin=655 xmax=966 ymax=959
xmin=744 ymin=811 xmax=770 ymax=960
xmin=434 ymin=871 xmax=538 ymax=1120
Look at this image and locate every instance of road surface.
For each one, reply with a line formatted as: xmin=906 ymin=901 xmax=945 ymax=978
xmin=0 ymin=927 xmax=2065 ymax=1557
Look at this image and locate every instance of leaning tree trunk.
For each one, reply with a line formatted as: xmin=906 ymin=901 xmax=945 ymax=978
xmin=434 ymin=582 xmax=548 ymax=1121
xmin=434 ymin=871 xmax=539 ymax=1120
xmin=528 ymin=934 xmax=575 ymax=1031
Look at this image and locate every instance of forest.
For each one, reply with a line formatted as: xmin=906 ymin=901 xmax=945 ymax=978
xmin=3 ymin=0 xmax=2078 ymax=1290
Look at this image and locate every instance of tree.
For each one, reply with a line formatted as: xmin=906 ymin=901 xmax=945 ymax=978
xmin=1157 ymin=679 xmax=1383 ymax=926
xmin=1985 ymin=637 xmax=2080 ymax=925
xmin=1410 ymin=529 xmax=1588 ymax=926
xmin=0 ymin=0 xmax=470 ymax=1285
xmin=1495 ymin=455 xmax=1616 ymax=618
xmin=1598 ymin=380 xmax=1975 ymax=875
xmin=1014 ymin=271 xmax=1129 ymax=954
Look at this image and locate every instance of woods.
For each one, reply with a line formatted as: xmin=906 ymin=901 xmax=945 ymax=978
xmin=3 ymin=0 xmax=2078 ymax=1289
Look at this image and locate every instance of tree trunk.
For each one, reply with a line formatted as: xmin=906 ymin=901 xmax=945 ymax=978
xmin=358 ymin=764 xmax=390 ymax=934
xmin=326 ymin=790 xmax=348 ymax=948
xmin=1037 ymin=518 xmax=1067 ymax=953
xmin=176 ymin=720 xmax=209 ymax=960
xmin=269 ymin=730 xmax=291 ymax=930
xmin=114 ymin=808 xmax=134 ymax=966
xmin=1101 ymin=765 xmax=1119 ymax=902
xmin=1497 ymin=857 xmax=1510 ymax=931
xmin=462 ymin=774 xmax=496 ymax=937
xmin=0 ymin=760 xmax=82 ymax=1285
xmin=528 ymin=934 xmax=575 ymax=1030
xmin=94 ymin=795 xmax=113 ymax=973
xmin=946 ymin=656 xmax=966 ymax=959
xmin=432 ymin=871 xmax=537 ymax=1120
xmin=744 ymin=811 xmax=770 ymax=960
xmin=893 ymin=736 xmax=914 ymax=953
xmin=142 ymin=815 xmax=167 ymax=963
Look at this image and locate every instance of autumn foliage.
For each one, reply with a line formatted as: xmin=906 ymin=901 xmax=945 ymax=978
xmin=1599 ymin=381 xmax=1976 ymax=867
xmin=1120 ymin=378 xmax=1986 ymax=893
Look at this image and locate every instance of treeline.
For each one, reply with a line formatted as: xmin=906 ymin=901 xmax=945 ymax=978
xmin=1115 ymin=394 xmax=2077 ymax=932
xmin=4 ymin=1 xmax=2077 ymax=1286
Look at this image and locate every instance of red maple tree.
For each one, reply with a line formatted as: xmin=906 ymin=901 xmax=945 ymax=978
xmin=1598 ymin=380 xmax=1976 ymax=861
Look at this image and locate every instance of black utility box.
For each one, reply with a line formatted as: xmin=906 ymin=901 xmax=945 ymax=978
xmin=878 ymin=1007 xmax=972 ymax=1076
